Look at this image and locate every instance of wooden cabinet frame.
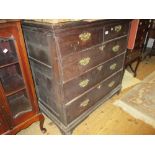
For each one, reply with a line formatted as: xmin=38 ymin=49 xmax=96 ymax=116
xmin=0 ymin=20 xmax=46 ymax=135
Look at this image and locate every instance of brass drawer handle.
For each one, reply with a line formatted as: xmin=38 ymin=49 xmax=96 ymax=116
xmin=110 ymin=63 xmax=117 ymax=70
xmin=97 ymin=65 xmax=103 ymax=71
xmin=79 ymin=79 xmax=89 ymax=88
xmin=112 ymin=45 xmax=120 ymax=52
xmin=114 ymin=25 xmax=122 ymax=32
xmin=79 ymin=57 xmax=90 ymax=66
xmin=80 ymin=99 xmax=90 ymax=107
xmin=108 ymin=81 xmax=115 ymax=87
xmin=79 ymin=32 xmax=91 ymax=42
xmin=99 ymin=45 xmax=105 ymax=51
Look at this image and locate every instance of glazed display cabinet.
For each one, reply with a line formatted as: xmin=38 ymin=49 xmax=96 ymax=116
xmin=0 ymin=20 xmax=46 ymax=134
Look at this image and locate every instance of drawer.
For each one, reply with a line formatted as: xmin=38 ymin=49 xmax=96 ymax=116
xmin=104 ymin=22 xmax=129 ymax=41
xmin=23 ymin=27 xmax=52 ymax=66
xmin=62 ymin=37 xmax=127 ymax=82
xmin=57 ymin=26 xmax=103 ymax=57
xmin=65 ymin=70 xmax=122 ymax=124
xmin=63 ymin=54 xmax=125 ymax=103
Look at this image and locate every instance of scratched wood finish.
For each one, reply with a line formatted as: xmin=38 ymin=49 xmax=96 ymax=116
xmin=22 ymin=19 xmax=131 ymax=134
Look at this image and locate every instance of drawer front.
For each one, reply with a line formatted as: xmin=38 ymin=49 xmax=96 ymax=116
xmin=104 ymin=22 xmax=129 ymax=41
xmin=65 ymin=70 xmax=122 ymax=124
xmin=62 ymin=37 xmax=127 ymax=82
xmin=57 ymin=26 xmax=103 ymax=57
xmin=63 ymin=54 xmax=125 ymax=103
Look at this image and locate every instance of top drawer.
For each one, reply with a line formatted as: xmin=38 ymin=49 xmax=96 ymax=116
xmin=57 ymin=26 xmax=103 ymax=57
xmin=104 ymin=22 xmax=129 ymax=41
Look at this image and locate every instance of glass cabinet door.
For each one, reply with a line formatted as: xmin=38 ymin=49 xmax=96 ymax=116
xmin=0 ymin=38 xmax=18 ymax=66
xmin=0 ymin=37 xmax=32 ymax=119
xmin=0 ymin=64 xmax=24 ymax=95
xmin=7 ymin=90 xmax=31 ymax=118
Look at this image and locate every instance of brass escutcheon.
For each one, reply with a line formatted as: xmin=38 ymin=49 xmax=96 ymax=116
xmin=114 ymin=25 xmax=122 ymax=32
xmin=99 ymin=45 xmax=105 ymax=51
xmin=80 ymin=99 xmax=90 ymax=107
xmin=97 ymin=65 xmax=103 ymax=71
xmin=79 ymin=79 xmax=89 ymax=88
xmin=79 ymin=57 xmax=90 ymax=66
xmin=108 ymin=81 xmax=115 ymax=87
xmin=97 ymin=84 xmax=102 ymax=89
xmin=110 ymin=63 xmax=117 ymax=70
xmin=79 ymin=32 xmax=91 ymax=42
xmin=112 ymin=45 xmax=120 ymax=52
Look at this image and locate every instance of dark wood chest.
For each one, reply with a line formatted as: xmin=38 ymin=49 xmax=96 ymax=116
xmin=22 ymin=20 xmax=130 ymax=134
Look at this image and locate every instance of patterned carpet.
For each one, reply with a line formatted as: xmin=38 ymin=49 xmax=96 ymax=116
xmin=114 ymin=70 xmax=155 ymax=128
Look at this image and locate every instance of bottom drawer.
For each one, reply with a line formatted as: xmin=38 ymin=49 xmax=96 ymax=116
xmin=65 ymin=70 xmax=123 ymax=124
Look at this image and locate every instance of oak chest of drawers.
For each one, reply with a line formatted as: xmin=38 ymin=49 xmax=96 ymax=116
xmin=22 ymin=20 xmax=130 ymax=134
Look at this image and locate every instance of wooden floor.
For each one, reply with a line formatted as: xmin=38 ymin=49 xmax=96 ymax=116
xmin=18 ymin=56 xmax=155 ymax=135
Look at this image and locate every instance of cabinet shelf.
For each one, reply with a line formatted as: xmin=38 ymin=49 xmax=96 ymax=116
xmin=0 ymin=61 xmax=19 ymax=69
xmin=7 ymin=91 xmax=32 ymax=118
xmin=1 ymin=74 xmax=25 ymax=96
xmin=6 ymin=87 xmax=25 ymax=97
xmin=0 ymin=56 xmax=18 ymax=68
